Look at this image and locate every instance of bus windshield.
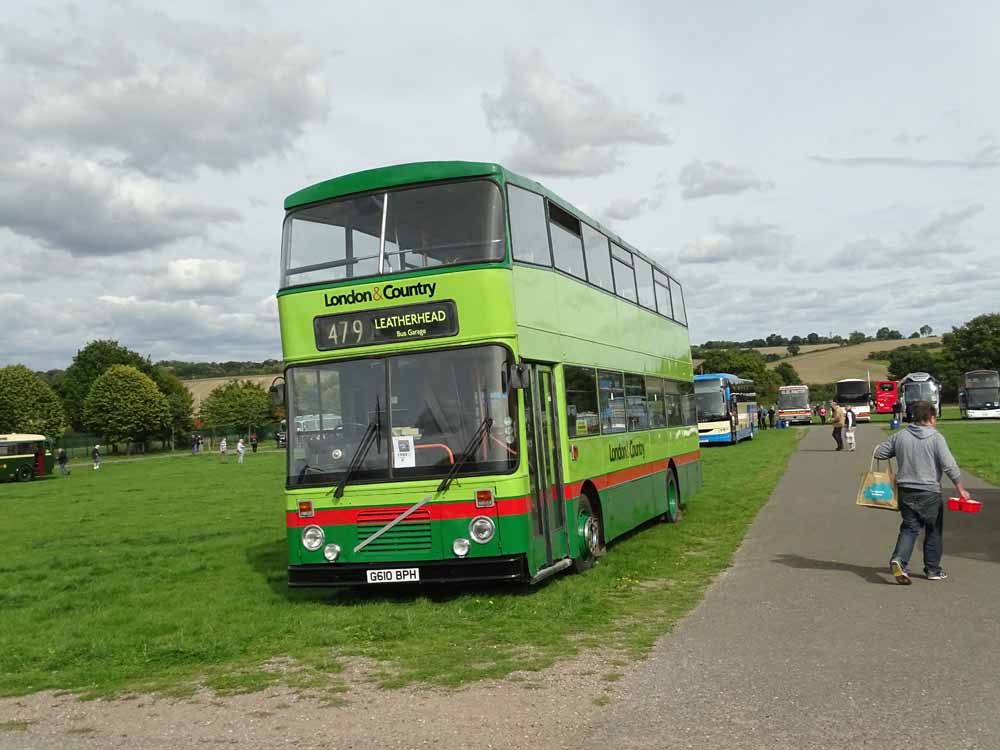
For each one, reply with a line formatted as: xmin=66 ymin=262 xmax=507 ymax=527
xmin=903 ymin=381 xmax=936 ymax=402
xmin=778 ymin=390 xmax=809 ymax=410
xmin=281 ymin=180 xmax=505 ymax=288
xmin=836 ymin=381 xmax=868 ymax=402
xmin=286 ymin=345 xmax=517 ymax=487
xmin=965 ymin=371 xmax=1000 ymax=389
xmin=694 ymin=379 xmax=728 ymax=422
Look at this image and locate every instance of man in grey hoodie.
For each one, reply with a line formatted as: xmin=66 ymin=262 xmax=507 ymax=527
xmin=874 ymin=400 xmax=970 ymax=584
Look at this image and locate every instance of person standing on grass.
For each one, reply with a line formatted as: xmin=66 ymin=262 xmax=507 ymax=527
xmin=91 ymin=444 xmax=101 ymax=470
xmin=57 ymin=447 xmax=69 ymax=475
xmin=768 ymin=405 xmax=776 ymax=429
xmin=818 ymin=404 xmax=828 ymax=424
xmin=875 ymin=400 xmax=970 ymax=584
xmin=830 ymin=401 xmax=845 ymax=450
xmin=250 ymin=433 xmax=258 ymax=453
xmin=237 ymin=438 xmax=246 ymax=465
xmin=219 ymin=437 xmax=228 ymax=462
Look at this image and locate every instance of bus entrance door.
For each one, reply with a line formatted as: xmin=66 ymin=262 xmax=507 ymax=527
xmin=523 ymin=364 xmax=569 ymax=572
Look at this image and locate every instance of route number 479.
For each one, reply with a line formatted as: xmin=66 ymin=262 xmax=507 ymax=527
xmin=327 ymin=319 xmax=364 ymax=345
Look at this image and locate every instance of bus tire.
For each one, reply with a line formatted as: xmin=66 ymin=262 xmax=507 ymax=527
xmin=573 ymin=495 xmax=603 ymax=573
xmin=15 ymin=465 xmax=34 ymax=482
xmin=663 ymin=469 xmax=682 ymax=524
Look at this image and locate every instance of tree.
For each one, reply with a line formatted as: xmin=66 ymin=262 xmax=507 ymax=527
xmin=700 ymin=349 xmax=782 ymax=403
xmin=765 ymin=333 xmax=787 ymax=347
xmin=942 ymin=314 xmax=1000 ymax=374
xmin=200 ymin=380 xmax=273 ymax=432
xmin=774 ymin=361 xmax=802 ymax=386
xmin=919 ymin=324 xmax=933 ymax=337
xmin=875 ymin=327 xmax=892 ymax=340
xmin=61 ymin=340 xmax=148 ymax=430
xmin=148 ymin=367 xmax=194 ymax=442
xmin=83 ymin=365 xmax=170 ymax=445
xmin=806 ymin=332 xmax=820 ymax=344
xmin=887 ymin=329 xmax=903 ymax=340
xmin=886 ymin=346 xmax=939 ymax=381
xmin=786 ymin=343 xmax=800 ymax=356
xmin=0 ymin=365 xmax=67 ymax=437
xmin=848 ymin=331 xmax=867 ymax=345
xmin=909 ymin=331 xmax=920 ymax=339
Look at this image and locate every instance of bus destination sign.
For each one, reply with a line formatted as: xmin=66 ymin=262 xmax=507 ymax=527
xmin=313 ymin=300 xmax=458 ymax=351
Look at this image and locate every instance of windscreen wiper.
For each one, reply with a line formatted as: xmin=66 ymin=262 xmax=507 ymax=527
xmin=333 ymin=421 xmax=379 ymax=498
xmin=437 ymin=417 xmax=493 ymax=493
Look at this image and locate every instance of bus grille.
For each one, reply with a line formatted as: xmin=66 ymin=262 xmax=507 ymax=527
xmin=355 ymin=508 xmax=433 ymax=554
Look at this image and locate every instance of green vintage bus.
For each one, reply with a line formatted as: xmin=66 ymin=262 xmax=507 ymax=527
xmin=0 ymin=434 xmax=54 ymax=482
xmin=276 ymin=161 xmax=701 ymax=586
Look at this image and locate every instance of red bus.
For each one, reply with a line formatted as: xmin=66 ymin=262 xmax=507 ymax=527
xmin=874 ymin=380 xmax=898 ymax=413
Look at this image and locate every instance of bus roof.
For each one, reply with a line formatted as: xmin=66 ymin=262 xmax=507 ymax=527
xmin=283 ymin=160 xmax=670 ymax=281
xmin=900 ymin=372 xmax=936 ymax=383
xmin=695 ymin=373 xmax=751 ymax=384
xmin=0 ymin=434 xmax=46 ymax=443
xmin=779 ymin=384 xmax=808 ymax=389
xmin=836 ymin=378 xmax=865 ymax=383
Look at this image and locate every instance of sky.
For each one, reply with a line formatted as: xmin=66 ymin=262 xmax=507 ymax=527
xmin=1 ymin=1 xmax=998 ymax=370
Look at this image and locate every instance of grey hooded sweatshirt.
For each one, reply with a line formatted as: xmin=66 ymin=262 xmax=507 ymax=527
xmin=873 ymin=424 xmax=962 ymax=492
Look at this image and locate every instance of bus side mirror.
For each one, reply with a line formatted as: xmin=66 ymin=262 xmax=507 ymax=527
xmin=269 ymin=382 xmax=286 ymax=406
xmin=506 ymin=363 xmax=528 ymax=390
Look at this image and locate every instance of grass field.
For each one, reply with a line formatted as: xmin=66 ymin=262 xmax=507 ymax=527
xmin=938 ymin=422 xmax=1000 ymax=486
xmin=870 ymin=405 xmax=963 ymax=423
xmin=0 ymin=430 xmax=800 ymax=699
xmin=765 ymin=336 xmax=941 ymax=383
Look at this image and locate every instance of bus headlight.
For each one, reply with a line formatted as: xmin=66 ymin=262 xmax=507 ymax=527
xmin=301 ymin=525 xmax=325 ymax=551
xmin=469 ymin=516 xmax=495 ymax=544
xmin=323 ymin=543 xmax=341 ymax=562
xmin=452 ymin=538 xmax=470 ymax=557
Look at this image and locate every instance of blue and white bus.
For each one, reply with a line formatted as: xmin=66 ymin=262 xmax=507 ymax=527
xmin=694 ymin=373 xmax=758 ymax=445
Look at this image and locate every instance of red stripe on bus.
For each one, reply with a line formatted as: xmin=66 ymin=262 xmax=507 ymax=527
xmin=288 ymin=451 xmax=701 ymax=527
xmin=287 ymin=495 xmax=531 ymax=528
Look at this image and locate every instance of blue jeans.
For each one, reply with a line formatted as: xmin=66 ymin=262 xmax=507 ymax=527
xmin=891 ymin=488 xmax=944 ymax=574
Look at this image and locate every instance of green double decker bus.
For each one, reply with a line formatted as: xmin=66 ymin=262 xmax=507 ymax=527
xmin=276 ymin=161 xmax=701 ymax=586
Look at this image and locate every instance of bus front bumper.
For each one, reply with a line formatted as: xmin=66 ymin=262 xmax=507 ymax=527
xmin=288 ymin=554 xmax=529 ymax=587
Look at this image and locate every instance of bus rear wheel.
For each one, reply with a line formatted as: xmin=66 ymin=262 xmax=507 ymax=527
xmin=15 ymin=465 xmax=34 ymax=482
xmin=573 ymin=495 xmax=603 ymax=573
xmin=663 ymin=470 xmax=682 ymax=524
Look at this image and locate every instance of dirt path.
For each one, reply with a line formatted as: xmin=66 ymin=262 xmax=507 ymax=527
xmin=0 ymin=654 xmax=614 ymax=750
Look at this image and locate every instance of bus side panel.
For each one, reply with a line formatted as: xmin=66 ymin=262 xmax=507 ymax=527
xmin=676 ymin=458 xmax=702 ymax=506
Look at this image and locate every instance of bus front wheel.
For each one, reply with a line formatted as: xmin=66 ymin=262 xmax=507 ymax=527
xmin=663 ymin=470 xmax=682 ymax=524
xmin=573 ymin=495 xmax=604 ymax=573
xmin=15 ymin=465 xmax=34 ymax=482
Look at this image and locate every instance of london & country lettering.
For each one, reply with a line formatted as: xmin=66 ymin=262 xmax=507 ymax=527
xmin=324 ymin=281 xmax=436 ymax=308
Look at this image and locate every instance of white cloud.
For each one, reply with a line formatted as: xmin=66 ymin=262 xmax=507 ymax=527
xmin=482 ymin=49 xmax=672 ymax=177
xmin=601 ymin=196 xmax=664 ymax=223
xmin=832 ymin=204 xmax=984 ymax=270
xmin=150 ymin=258 xmax=247 ymax=299
xmin=811 ymin=144 xmax=1000 ymax=170
xmin=680 ymin=220 xmax=793 ymax=267
xmin=678 ymin=159 xmax=772 ymax=200
xmin=0 ymin=153 xmax=241 ymax=256
xmin=2 ymin=11 xmax=331 ymax=179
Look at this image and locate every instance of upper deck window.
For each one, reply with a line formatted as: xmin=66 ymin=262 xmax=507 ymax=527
xmin=548 ymin=203 xmax=586 ymax=280
xmin=508 ymin=185 xmax=551 ymax=266
xmin=282 ymin=180 xmax=505 ymax=289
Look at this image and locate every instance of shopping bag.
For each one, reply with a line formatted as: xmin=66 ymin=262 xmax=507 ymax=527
xmin=856 ymin=451 xmax=898 ymax=511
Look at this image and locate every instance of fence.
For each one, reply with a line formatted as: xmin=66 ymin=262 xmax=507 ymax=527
xmin=54 ymin=421 xmax=285 ymax=461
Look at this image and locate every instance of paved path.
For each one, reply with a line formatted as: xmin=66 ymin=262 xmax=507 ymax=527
xmin=586 ymin=423 xmax=1000 ymax=750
